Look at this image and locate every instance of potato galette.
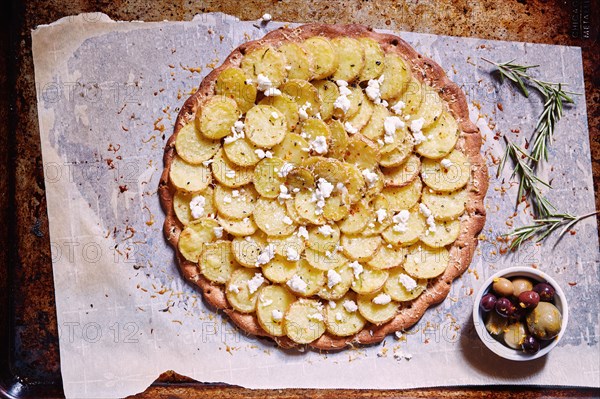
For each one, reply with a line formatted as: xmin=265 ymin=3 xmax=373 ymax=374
xmin=159 ymin=24 xmax=487 ymax=350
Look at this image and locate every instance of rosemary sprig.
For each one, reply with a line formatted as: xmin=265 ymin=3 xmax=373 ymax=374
xmin=506 ymin=211 xmax=599 ymax=250
xmin=482 ymin=58 xmax=576 ymax=162
xmin=498 ymin=137 xmax=555 ymax=217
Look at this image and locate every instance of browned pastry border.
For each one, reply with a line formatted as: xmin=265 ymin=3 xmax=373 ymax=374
xmin=158 ymin=24 xmax=488 ymax=350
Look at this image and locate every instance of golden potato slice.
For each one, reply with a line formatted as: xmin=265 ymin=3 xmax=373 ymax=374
xmin=357 ymin=292 xmax=399 ymax=325
xmin=366 ymin=245 xmax=407 ymax=270
xmin=173 ymin=187 xmax=216 ymax=225
xmin=262 ymin=255 xmax=299 ymax=283
xmin=211 ymin=148 xmax=253 ymax=188
xmin=344 ymin=134 xmax=379 ymax=170
xmin=326 ymin=119 xmax=348 ymax=160
xmin=285 ymin=167 xmax=315 ymax=191
xmin=196 ymin=95 xmax=240 ymax=140
xmin=334 ymin=85 xmax=363 ymax=120
xmin=412 ymin=85 xmax=443 ymax=129
xmin=384 ymin=267 xmax=427 ymax=302
xmin=358 ymin=37 xmax=385 ymax=82
xmin=421 ymin=187 xmax=468 ymax=220
xmin=420 ymin=219 xmax=461 ymax=248
xmin=304 ymin=247 xmax=347 ymax=271
xmin=361 ymin=194 xmax=392 ymax=236
xmin=241 ymin=45 xmax=287 ymax=88
xmin=396 ymin=77 xmax=423 ymax=115
xmin=379 ymin=53 xmax=411 ymax=100
xmin=286 ymin=198 xmax=310 ymax=225
xmin=416 ymin=111 xmax=460 ymax=159
xmin=382 ymin=207 xmax=426 ymax=246
xmin=340 ymin=234 xmax=382 ymax=261
xmin=325 ymin=292 xmax=367 ymax=337
xmin=310 ymin=157 xmax=347 ymax=186
xmin=175 ymin=122 xmax=221 ymax=164
xmin=379 ymin=129 xmax=414 ymax=168
xmin=318 ymin=264 xmax=353 ymax=300
xmin=382 ymin=177 xmax=422 ymax=212
xmin=383 ymin=153 xmax=421 ymax=188
xmin=223 ymin=137 xmax=261 ymax=167
xmin=294 ymin=190 xmax=327 ymax=225
xmin=323 ymin=193 xmax=350 ymax=222
xmin=363 ymin=168 xmax=385 ymax=202
xmin=232 ymin=234 xmax=267 ymax=267
xmin=313 ymin=79 xmax=339 ymax=120
xmin=403 ymin=244 xmax=449 ymax=279
xmin=199 ymin=240 xmax=240 ymax=284
xmin=278 ymin=42 xmax=311 ymax=81
xmin=346 ymin=98 xmax=374 ymax=133
xmin=271 ymin=133 xmax=310 ymax=164
xmin=260 ymin=94 xmax=301 ymax=131
xmin=213 ymin=184 xmax=258 ymax=220
xmin=215 ymin=67 xmax=257 ymax=113
xmin=256 ymin=285 xmax=297 ymax=337
xmin=283 ymin=299 xmax=326 ymax=344
xmin=300 ymin=119 xmax=332 ymax=151
xmin=253 ymin=157 xmax=286 ymax=199
xmin=338 ymin=200 xmax=372 ymax=234
xmin=361 ymin=104 xmax=389 ymax=141
xmin=226 ymin=268 xmax=265 ymax=313
xmin=343 ymin=164 xmax=367 ymax=204
xmin=177 ymin=217 xmax=220 ymax=262
xmin=421 ymin=150 xmax=470 ymax=192
xmin=218 ymin=214 xmax=258 ymax=236
xmin=281 ymin=79 xmax=321 ymax=117
xmin=268 ymin=233 xmax=306 ymax=258
xmin=169 ymin=155 xmax=211 ymax=193
xmin=331 ymin=37 xmax=365 ymax=82
xmin=253 ymin=198 xmax=297 ymax=236
xmin=351 ymin=266 xmax=389 ymax=294
xmin=302 ymin=37 xmax=338 ymax=80
xmin=244 ymin=105 xmax=288 ymax=148
xmin=307 ymin=224 xmax=341 ymax=253
xmin=288 ymin=259 xmax=326 ymax=296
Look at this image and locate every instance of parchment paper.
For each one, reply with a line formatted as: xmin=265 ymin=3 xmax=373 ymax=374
xmin=32 ymin=13 xmax=600 ymax=399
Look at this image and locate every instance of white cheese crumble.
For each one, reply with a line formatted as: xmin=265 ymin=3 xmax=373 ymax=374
xmin=344 ymin=121 xmax=358 ymax=134
xmin=372 ymin=293 xmax=392 ymax=305
xmin=383 ymin=116 xmax=405 ymax=144
xmin=329 ymin=300 xmax=337 ymax=309
xmin=225 ymin=170 xmax=236 ymax=179
xmin=254 ymin=149 xmax=273 ymax=159
xmin=309 ymin=135 xmax=328 ymax=154
xmin=327 ymin=269 xmax=342 ymax=289
xmin=333 ymin=80 xmax=352 ymax=113
xmin=278 ymin=162 xmax=295 ymax=178
xmin=298 ymin=102 xmax=311 ymax=120
xmin=409 ymin=117 xmax=427 ymax=145
xmin=286 ymin=274 xmax=307 ymax=294
xmin=277 ymin=184 xmax=292 ymax=202
xmin=271 ymin=111 xmax=279 ymax=119
xmin=342 ymin=299 xmax=358 ymax=313
xmin=285 ymin=246 xmax=300 ymax=261
xmin=261 ymin=13 xmax=272 ymax=22
xmin=392 ymin=209 xmax=410 ymax=232
xmin=296 ymin=226 xmax=309 ymax=240
xmin=348 ymin=261 xmax=364 ymax=279
xmin=247 ymin=273 xmax=265 ymax=294
xmin=398 ymin=273 xmax=418 ymax=291
xmin=335 ymin=312 xmax=345 ymax=322
xmin=223 ymin=195 xmax=232 ymax=204
xmin=264 ymin=87 xmax=282 ymax=97
xmin=255 ymin=244 xmax=276 ymax=267
xmin=440 ymin=158 xmax=453 ymax=169
xmin=272 ymin=309 xmax=283 ymax=321
xmin=308 ymin=313 xmax=324 ymax=322
xmin=395 ymin=331 xmax=403 ymax=339
xmin=362 ymin=169 xmax=379 ymax=188
xmin=231 ymin=190 xmax=240 ymax=198
xmin=261 ymin=298 xmax=273 ymax=306
xmin=318 ymin=225 xmax=335 ymax=236
xmin=282 ymin=216 xmax=293 ymax=225
xmin=419 ymin=203 xmax=437 ymax=234
xmin=224 ymin=120 xmax=246 ymax=144
xmin=202 ymin=159 xmax=214 ymax=167
xmin=213 ymin=226 xmax=224 ymax=238
xmin=311 ymin=178 xmax=334 ymax=215
xmin=391 ymin=100 xmax=406 ymax=115
xmin=189 ymin=195 xmax=206 ymax=219
xmin=256 ymin=74 xmax=273 ymax=92
xmin=375 ymin=208 xmax=388 ymax=224
xmin=229 ymin=284 xmax=240 ymax=293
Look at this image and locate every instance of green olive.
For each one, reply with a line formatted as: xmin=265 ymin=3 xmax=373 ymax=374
xmin=492 ymin=277 xmax=514 ymax=297
xmin=503 ymin=322 xmax=527 ymax=349
xmin=511 ymin=277 xmax=533 ymax=296
xmin=485 ymin=311 xmax=508 ymax=336
xmin=526 ymin=302 xmax=562 ymax=340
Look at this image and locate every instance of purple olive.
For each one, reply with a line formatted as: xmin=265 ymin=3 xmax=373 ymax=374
xmin=533 ymin=282 xmax=555 ymax=302
xmin=518 ymin=290 xmax=540 ymax=310
xmin=480 ymin=293 xmax=497 ymax=312
xmin=510 ymin=305 xmax=527 ymax=322
xmin=522 ymin=335 xmax=541 ymax=354
xmin=495 ymin=297 xmax=515 ymax=318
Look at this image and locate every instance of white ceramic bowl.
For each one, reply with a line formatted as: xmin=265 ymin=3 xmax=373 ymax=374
xmin=472 ymin=266 xmax=568 ymax=361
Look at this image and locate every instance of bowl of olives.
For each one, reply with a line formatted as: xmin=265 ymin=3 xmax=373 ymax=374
xmin=472 ymin=267 xmax=568 ymax=361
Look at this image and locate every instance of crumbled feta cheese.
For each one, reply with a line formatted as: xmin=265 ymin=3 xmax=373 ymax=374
xmin=277 ymin=184 xmax=292 ymax=202
xmin=225 ymin=170 xmax=236 ymax=179
xmin=348 ymin=261 xmax=364 ymax=279
xmin=261 ymin=13 xmax=272 ymax=22
xmin=342 ymin=299 xmax=358 ymax=313
xmin=278 ymin=162 xmax=295 ymax=178
xmin=254 ymin=149 xmax=273 ymax=160
xmin=333 ymin=80 xmax=352 ymax=113
xmin=365 ymin=76 xmax=383 ymax=103
xmin=375 ymin=208 xmax=387 ymax=224
xmin=398 ymin=273 xmax=418 ymax=291
xmin=327 ymin=269 xmax=342 ymax=289
xmin=329 ymin=300 xmax=337 ymax=309
xmin=310 ymin=177 xmax=334 ymax=215
xmin=297 ymin=226 xmax=309 ymax=240
xmin=440 ymin=158 xmax=453 ymax=169
xmin=309 ymin=135 xmax=328 ymax=154
xmin=286 ymin=246 xmax=300 ymax=261
xmin=395 ymin=331 xmax=403 ymax=339
xmin=344 ymin=121 xmax=358 ymax=134
xmin=224 ymin=120 xmax=246 ymax=144
xmin=298 ymin=102 xmax=311 ymax=120
xmin=282 ymin=216 xmax=293 ymax=225
xmin=255 ymin=244 xmax=276 ymax=267
xmin=213 ymin=226 xmax=224 ymax=238
xmin=264 ymin=87 xmax=282 ymax=97
xmin=189 ymin=195 xmax=206 ymax=219
xmin=419 ymin=203 xmax=437 ymax=234
xmin=223 ymin=195 xmax=232 ymax=204
xmin=231 ymin=190 xmax=240 ymax=198
xmin=287 ymin=274 xmax=307 ymax=293
xmin=309 ymin=313 xmax=324 ymax=321
xmin=229 ymin=284 xmax=240 ymax=294
xmin=285 ymin=65 xmax=292 ymax=71
xmin=272 ymin=309 xmax=283 ymax=321
xmin=245 ymin=79 xmax=253 ymax=85
xmin=391 ymin=100 xmax=406 ymax=115
xmin=261 ymin=298 xmax=273 ymax=306
xmin=202 ymin=159 xmax=214 ymax=167
xmin=271 ymin=111 xmax=279 ymax=119
xmin=383 ymin=116 xmax=405 ymax=144
xmin=256 ymin=74 xmax=273 ymax=91
xmin=243 ymin=217 xmax=250 ymax=223
xmin=318 ymin=225 xmax=335 ymax=236
xmin=392 ymin=209 xmax=410 ymax=233
xmin=247 ymin=273 xmax=265 ymax=294
xmin=372 ymin=293 xmax=392 ymax=305
xmin=362 ymin=169 xmax=379 ymax=188
xmin=409 ymin=117 xmax=428 ymax=144
xmin=335 ymin=312 xmax=345 ymax=321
